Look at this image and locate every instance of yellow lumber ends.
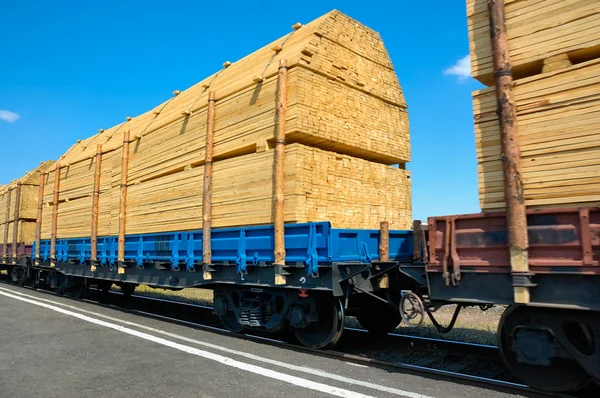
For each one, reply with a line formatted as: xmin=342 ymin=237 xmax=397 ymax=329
xmin=292 ymin=22 xmax=302 ymax=30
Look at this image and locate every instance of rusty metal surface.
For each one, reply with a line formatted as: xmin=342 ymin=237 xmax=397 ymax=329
xmin=34 ymin=172 xmax=46 ymax=260
xmin=428 ymin=207 xmax=600 ymax=274
xmin=488 ymin=0 xmax=529 ymax=304
xmin=118 ymin=131 xmax=130 ymax=263
xmin=0 ymin=243 xmax=31 ymax=260
xmin=11 ymin=182 xmax=22 ymax=258
xmin=2 ymin=187 xmax=11 ymax=258
xmin=379 ymin=221 xmax=389 ymax=262
xmin=50 ymin=164 xmax=61 ymax=264
xmin=488 ymin=0 xmax=529 ymax=255
xmin=90 ymin=144 xmax=102 ymax=262
xmin=274 ymin=59 xmax=287 ymax=267
xmin=202 ymin=91 xmax=216 ymax=266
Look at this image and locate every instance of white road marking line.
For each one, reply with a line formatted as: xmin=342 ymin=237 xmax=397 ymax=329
xmin=0 ymin=288 xmax=372 ymax=398
xmin=346 ymin=362 xmax=369 ymax=368
xmin=0 ymin=286 xmax=435 ymax=398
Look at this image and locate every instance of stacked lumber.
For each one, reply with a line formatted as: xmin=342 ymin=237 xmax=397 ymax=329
xmin=0 ymin=161 xmax=54 ymax=250
xmin=35 ymin=10 xmax=411 ymax=240
xmin=474 ymin=59 xmax=600 ymax=209
xmin=468 ymin=0 xmax=600 ymax=85
xmin=468 ymin=0 xmax=600 ymax=210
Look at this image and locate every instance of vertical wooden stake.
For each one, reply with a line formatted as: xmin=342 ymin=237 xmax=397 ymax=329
xmin=34 ymin=173 xmax=46 ymax=263
xmin=11 ymin=182 xmax=22 ymax=262
xmin=118 ymin=131 xmax=130 ymax=268
xmin=379 ymin=221 xmax=389 ymax=262
xmin=50 ymin=164 xmax=61 ymax=267
xmin=412 ymin=220 xmax=426 ymax=262
xmin=274 ymin=59 xmax=288 ymax=285
xmin=488 ymin=0 xmax=530 ymax=304
xmin=202 ymin=91 xmax=216 ymax=280
xmin=2 ymin=188 xmax=11 ymax=260
xmin=90 ymin=144 xmax=103 ymax=270
xmin=378 ymin=220 xmax=391 ymax=289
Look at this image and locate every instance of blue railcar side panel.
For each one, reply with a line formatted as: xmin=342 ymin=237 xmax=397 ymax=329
xmin=34 ymin=222 xmax=413 ymax=275
xmin=329 ymin=229 xmax=413 ymax=263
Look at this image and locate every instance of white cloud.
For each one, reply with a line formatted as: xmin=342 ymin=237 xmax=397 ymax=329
xmin=0 ymin=110 xmax=20 ymax=123
xmin=444 ymin=55 xmax=471 ymax=80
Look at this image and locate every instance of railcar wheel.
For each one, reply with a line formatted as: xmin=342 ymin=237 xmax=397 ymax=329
xmin=93 ymin=280 xmax=113 ymax=302
xmin=214 ymin=292 xmax=244 ymax=334
xmin=4 ymin=266 xmax=14 ymax=282
xmin=67 ymin=277 xmax=88 ymax=299
xmin=498 ymin=305 xmax=590 ymax=392
xmin=292 ymin=296 xmax=344 ymax=349
xmin=357 ymin=306 xmax=401 ymax=335
xmin=10 ymin=266 xmax=27 ymax=286
xmin=99 ymin=281 xmax=112 ymax=294
xmin=219 ymin=312 xmax=245 ymax=334
xmin=54 ymin=275 xmax=87 ymax=299
xmin=120 ymin=283 xmax=135 ymax=298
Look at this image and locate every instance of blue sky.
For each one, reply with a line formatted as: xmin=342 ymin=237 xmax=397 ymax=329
xmin=0 ymin=0 xmax=485 ymax=221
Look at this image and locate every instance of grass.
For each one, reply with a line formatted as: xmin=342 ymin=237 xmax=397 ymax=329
xmin=112 ymin=284 xmax=214 ymax=306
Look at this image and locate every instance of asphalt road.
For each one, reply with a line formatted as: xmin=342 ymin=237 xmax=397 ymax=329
xmin=0 ymin=284 xmax=544 ymax=398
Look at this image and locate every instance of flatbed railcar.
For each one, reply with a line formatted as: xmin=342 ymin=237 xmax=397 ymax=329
xmin=1 ymin=222 xmax=415 ymax=349
xmin=2 ymin=205 xmax=599 ymax=393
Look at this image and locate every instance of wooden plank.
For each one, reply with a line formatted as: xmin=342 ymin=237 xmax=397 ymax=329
xmin=468 ymin=0 xmax=600 ymax=85
xmin=473 ymin=58 xmax=600 ymax=210
xmin=44 ymin=144 xmax=410 ymax=238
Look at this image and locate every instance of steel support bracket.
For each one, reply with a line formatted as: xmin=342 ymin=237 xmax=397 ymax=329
xmin=511 ymin=271 xmax=537 ymax=288
xmin=202 ymin=263 xmax=215 ymax=280
xmin=274 ymin=263 xmax=290 ymax=285
xmin=305 ymin=223 xmax=319 ymax=277
xmin=170 ymin=233 xmax=180 ymax=271
xmin=236 ymin=229 xmax=248 ymax=275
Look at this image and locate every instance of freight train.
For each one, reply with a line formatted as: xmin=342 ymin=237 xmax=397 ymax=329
xmin=2 ymin=4 xmax=600 ymax=396
xmin=2 ymin=209 xmax=598 ymax=393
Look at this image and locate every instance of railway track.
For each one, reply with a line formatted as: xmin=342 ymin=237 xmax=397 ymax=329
xmin=104 ymin=290 xmax=513 ymax=382
xmin=1 ymin=277 xmax=591 ymax=397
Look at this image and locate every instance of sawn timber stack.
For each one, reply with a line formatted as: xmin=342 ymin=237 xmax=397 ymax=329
xmin=468 ymin=0 xmax=600 ymax=86
xmin=474 ymin=58 xmax=600 ymax=210
xmin=0 ymin=161 xmax=54 ymax=255
xmin=467 ymin=0 xmax=600 ymax=210
xmin=38 ymin=10 xmax=411 ymax=240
